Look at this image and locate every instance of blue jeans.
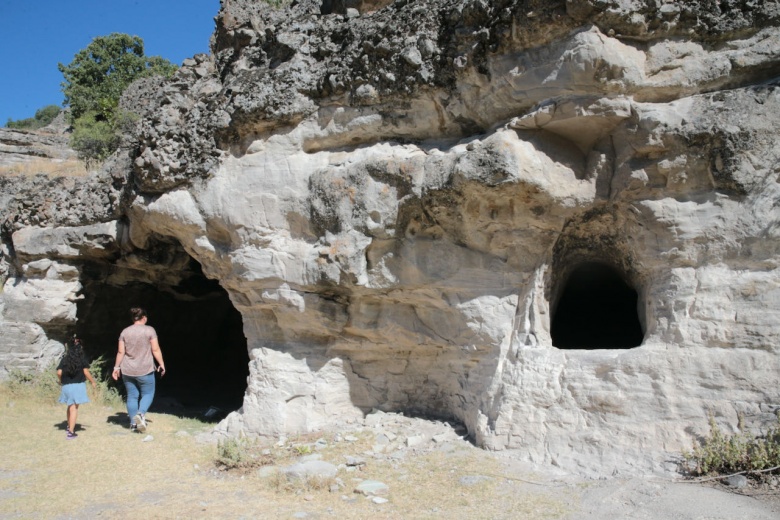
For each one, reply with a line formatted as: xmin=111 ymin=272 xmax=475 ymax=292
xmin=122 ymin=372 xmax=155 ymax=424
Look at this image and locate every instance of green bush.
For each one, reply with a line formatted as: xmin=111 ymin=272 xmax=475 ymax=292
xmin=4 ymin=356 xmax=122 ymax=408
xmin=5 ymin=105 xmax=61 ymax=130
xmin=112 ymin=109 xmax=140 ymax=136
xmin=87 ymin=355 xmax=123 ymax=408
xmin=69 ymin=110 xmax=120 ymax=167
xmin=5 ymin=363 xmax=61 ymax=400
xmin=216 ymin=436 xmax=275 ymax=470
xmin=683 ymin=413 xmax=780 ymax=477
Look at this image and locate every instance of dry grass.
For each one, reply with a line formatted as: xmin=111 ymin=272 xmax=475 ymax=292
xmin=0 ymin=158 xmax=89 ymax=177
xmin=0 ymin=385 xmax=571 ymax=519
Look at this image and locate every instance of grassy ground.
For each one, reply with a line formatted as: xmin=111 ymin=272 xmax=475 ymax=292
xmin=0 ymin=158 xmax=88 ymax=177
xmin=0 ymin=383 xmax=570 ymax=519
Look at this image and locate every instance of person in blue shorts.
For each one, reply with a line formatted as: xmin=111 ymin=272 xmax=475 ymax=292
xmin=57 ymin=336 xmax=97 ymax=439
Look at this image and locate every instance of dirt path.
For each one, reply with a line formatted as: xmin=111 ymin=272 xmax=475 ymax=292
xmin=0 ymin=389 xmax=777 ymax=519
xmin=557 ymin=474 xmax=779 ymax=519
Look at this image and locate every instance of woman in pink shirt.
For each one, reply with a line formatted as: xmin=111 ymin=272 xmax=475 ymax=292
xmin=112 ymin=307 xmax=166 ymax=432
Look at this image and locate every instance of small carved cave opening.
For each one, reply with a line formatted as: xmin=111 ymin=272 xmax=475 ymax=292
xmin=551 ymin=262 xmax=644 ymax=350
xmin=74 ymin=237 xmax=248 ymax=419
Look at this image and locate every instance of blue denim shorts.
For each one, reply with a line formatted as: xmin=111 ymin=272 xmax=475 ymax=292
xmin=58 ymin=382 xmax=90 ymax=405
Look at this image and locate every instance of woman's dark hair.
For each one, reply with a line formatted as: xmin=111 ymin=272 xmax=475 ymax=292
xmin=130 ymin=307 xmax=147 ymax=322
xmin=60 ymin=336 xmax=87 ymax=378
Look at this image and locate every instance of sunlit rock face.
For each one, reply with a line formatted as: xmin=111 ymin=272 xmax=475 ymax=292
xmin=2 ymin=0 xmax=780 ymax=475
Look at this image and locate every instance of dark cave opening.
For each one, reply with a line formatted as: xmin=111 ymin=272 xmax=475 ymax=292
xmin=551 ymin=262 xmax=644 ymax=350
xmin=74 ymin=254 xmax=249 ymax=419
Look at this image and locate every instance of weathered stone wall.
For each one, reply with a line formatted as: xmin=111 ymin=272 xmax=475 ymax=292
xmin=1 ymin=0 xmax=779 ymax=475
xmin=0 ymin=127 xmax=76 ymax=170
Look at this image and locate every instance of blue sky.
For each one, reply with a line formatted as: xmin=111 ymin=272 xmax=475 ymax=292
xmin=0 ymin=0 xmax=220 ymax=124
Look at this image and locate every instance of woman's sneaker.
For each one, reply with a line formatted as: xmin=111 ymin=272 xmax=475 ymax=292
xmin=66 ymin=430 xmax=77 ymax=439
xmin=134 ymin=413 xmax=147 ymax=433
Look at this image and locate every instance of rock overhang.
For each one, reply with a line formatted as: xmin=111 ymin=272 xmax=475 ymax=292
xmin=1 ymin=0 xmax=780 ymax=476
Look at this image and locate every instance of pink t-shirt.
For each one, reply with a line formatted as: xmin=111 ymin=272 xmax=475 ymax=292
xmin=119 ymin=323 xmax=157 ymax=376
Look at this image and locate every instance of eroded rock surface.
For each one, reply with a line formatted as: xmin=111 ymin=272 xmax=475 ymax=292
xmin=2 ymin=0 xmax=780 ymax=475
xmin=0 ymin=127 xmax=77 ymax=170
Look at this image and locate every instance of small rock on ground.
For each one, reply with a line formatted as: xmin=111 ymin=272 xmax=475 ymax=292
xmin=725 ymin=475 xmax=748 ymax=488
xmin=283 ymin=460 xmax=338 ymax=480
xmin=354 ymin=480 xmax=389 ymax=496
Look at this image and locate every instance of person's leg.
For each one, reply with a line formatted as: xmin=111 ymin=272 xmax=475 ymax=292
xmin=122 ymin=375 xmax=140 ymax=425
xmin=67 ymin=404 xmax=78 ymax=432
xmin=65 ymin=403 xmax=78 ymax=438
xmin=136 ymin=372 xmax=156 ymax=416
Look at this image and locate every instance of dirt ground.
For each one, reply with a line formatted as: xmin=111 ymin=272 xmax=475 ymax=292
xmin=0 ymin=387 xmax=778 ymax=519
xmin=538 ymin=469 xmax=780 ymax=520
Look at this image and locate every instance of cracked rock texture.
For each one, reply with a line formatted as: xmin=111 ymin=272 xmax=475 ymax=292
xmin=2 ymin=0 xmax=780 ymax=475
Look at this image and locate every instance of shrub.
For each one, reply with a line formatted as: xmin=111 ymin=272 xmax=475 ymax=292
xmin=87 ymin=355 xmax=123 ymax=408
xmin=682 ymin=413 xmax=780 ymax=477
xmin=69 ymin=110 xmax=120 ymax=167
xmin=112 ymin=109 xmax=140 ymax=136
xmin=292 ymin=443 xmax=313 ymax=456
xmin=216 ymin=436 xmax=275 ymax=470
xmin=5 ymin=105 xmax=61 ymax=130
xmin=3 ymin=356 xmax=122 ymax=408
xmin=5 ymin=363 xmax=61 ymax=400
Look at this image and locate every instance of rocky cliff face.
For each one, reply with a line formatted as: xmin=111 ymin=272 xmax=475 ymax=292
xmin=2 ymin=0 xmax=780 ymax=475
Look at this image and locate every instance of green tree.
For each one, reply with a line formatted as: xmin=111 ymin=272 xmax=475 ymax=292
xmin=58 ymin=33 xmax=177 ymax=122
xmin=5 ymin=105 xmax=61 ymax=130
xmin=58 ymin=33 xmax=177 ymax=163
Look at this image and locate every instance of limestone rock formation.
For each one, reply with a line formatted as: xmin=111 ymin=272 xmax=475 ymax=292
xmin=0 ymin=126 xmax=77 ymax=170
xmin=2 ymin=0 xmax=780 ymax=475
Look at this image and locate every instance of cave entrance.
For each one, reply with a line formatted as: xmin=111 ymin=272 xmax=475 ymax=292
xmin=550 ymin=262 xmax=644 ymax=350
xmin=74 ymin=245 xmax=248 ymax=420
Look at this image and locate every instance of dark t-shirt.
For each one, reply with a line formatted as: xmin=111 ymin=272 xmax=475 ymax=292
xmin=57 ymin=357 xmax=88 ymax=385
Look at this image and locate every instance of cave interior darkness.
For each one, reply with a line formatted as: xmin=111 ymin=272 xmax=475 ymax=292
xmin=551 ymin=261 xmax=644 ymax=350
xmin=74 ymin=248 xmax=248 ymax=420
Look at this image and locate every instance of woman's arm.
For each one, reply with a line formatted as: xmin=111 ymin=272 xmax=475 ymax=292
xmin=151 ymin=338 xmax=166 ymax=376
xmin=112 ymin=339 xmax=125 ymax=380
xmin=57 ymin=369 xmax=63 ymax=384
